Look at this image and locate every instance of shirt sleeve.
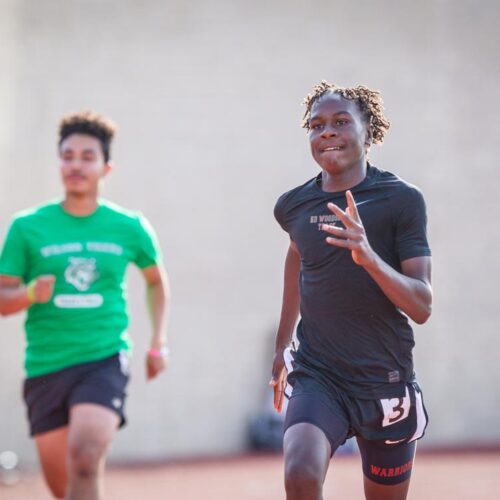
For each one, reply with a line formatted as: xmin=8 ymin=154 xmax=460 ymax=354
xmin=133 ymin=214 xmax=162 ymax=269
xmin=274 ymin=194 xmax=289 ymax=233
xmin=394 ymin=187 xmax=432 ymax=261
xmin=0 ymin=218 xmax=28 ymax=280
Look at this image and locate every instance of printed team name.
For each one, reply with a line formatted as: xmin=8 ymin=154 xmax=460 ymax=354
xmin=370 ymin=460 xmax=413 ymax=478
xmin=310 ymin=214 xmax=339 ymax=230
xmin=41 ymin=242 xmax=123 ymax=257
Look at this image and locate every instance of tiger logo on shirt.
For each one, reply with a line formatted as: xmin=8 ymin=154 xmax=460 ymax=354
xmin=64 ymin=257 xmax=99 ymax=291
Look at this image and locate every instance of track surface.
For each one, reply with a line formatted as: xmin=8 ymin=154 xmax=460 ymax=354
xmin=2 ymin=451 xmax=499 ymax=499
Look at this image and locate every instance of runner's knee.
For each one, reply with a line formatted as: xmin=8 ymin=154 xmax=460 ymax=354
xmin=285 ymin=459 xmax=323 ymax=497
xmin=68 ymin=441 xmax=106 ymax=478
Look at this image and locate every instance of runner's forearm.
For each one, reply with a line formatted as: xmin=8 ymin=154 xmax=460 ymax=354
xmin=0 ymin=286 xmax=31 ymax=315
xmin=275 ymin=244 xmax=301 ymax=351
xmin=363 ymin=255 xmax=432 ymax=324
xmin=146 ymin=271 xmax=170 ymax=349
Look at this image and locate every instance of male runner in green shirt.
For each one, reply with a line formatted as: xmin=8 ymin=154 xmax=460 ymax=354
xmin=0 ymin=111 xmax=170 ymax=500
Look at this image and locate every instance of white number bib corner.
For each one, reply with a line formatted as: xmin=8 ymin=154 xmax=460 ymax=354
xmin=380 ymin=386 xmax=410 ymax=427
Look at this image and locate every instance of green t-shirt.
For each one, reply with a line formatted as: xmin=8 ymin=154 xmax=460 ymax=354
xmin=0 ymin=199 xmax=162 ymax=377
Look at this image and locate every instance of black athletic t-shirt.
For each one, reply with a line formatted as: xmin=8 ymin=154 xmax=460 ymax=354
xmin=274 ymin=164 xmax=431 ymax=399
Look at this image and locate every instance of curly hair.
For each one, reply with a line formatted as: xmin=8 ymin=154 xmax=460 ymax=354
xmin=302 ymin=80 xmax=390 ymax=145
xmin=58 ymin=110 xmax=117 ymax=162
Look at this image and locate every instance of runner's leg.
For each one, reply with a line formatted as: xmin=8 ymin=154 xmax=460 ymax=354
xmin=284 ymin=423 xmax=331 ymax=500
xmin=357 ymin=436 xmax=416 ymax=500
xmin=363 ymin=475 xmax=412 ymax=500
xmin=66 ymin=403 xmax=119 ymax=500
xmin=35 ymin=427 xmax=69 ymax=498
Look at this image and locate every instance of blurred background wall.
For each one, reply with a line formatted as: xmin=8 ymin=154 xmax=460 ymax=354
xmin=1 ymin=0 xmax=499 ymax=464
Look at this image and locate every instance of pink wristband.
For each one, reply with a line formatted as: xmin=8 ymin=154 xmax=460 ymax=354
xmin=148 ymin=347 xmax=169 ymax=358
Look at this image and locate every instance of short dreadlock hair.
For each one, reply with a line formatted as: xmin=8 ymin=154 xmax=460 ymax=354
xmin=302 ymin=81 xmax=390 ymax=145
xmin=58 ymin=110 xmax=117 ymax=162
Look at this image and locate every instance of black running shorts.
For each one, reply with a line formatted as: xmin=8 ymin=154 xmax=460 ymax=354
xmin=23 ymin=352 xmax=130 ymax=436
xmin=283 ymin=350 xmax=428 ymax=485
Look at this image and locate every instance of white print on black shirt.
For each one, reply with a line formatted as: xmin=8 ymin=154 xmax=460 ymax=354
xmin=310 ymin=214 xmax=339 ymax=230
xmin=309 ymin=199 xmax=375 ymax=230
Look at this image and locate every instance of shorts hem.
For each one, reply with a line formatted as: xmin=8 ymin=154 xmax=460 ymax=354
xmin=69 ymin=399 xmax=127 ymax=429
xmin=30 ymin=417 xmax=69 ymax=437
xmin=284 ymin=417 xmax=347 ymax=456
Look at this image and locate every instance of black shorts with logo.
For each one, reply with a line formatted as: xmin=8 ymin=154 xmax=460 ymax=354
xmin=283 ymin=349 xmax=428 ymax=485
xmin=23 ymin=352 xmax=130 ymax=436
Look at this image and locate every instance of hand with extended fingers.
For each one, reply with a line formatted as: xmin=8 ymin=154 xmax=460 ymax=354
xmin=321 ymin=190 xmax=375 ymax=268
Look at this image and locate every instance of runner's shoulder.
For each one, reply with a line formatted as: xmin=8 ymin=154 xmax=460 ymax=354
xmin=8 ymin=199 xmax=62 ymax=226
xmin=99 ymin=199 xmax=143 ymax=221
xmin=372 ymin=167 xmax=425 ymax=199
xmin=98 ymin=199 xmax=155 ymax=233
xmin=369 ymin=168 xmax=427 ymax=217
xmin=275 ymin=176 xmax=318 ymax=215
xmin=276 ymin=176 xmax=318 ymax=204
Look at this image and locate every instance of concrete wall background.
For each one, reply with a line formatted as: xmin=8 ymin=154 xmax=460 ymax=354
xmin=1 ymin=0 xmax=499 ymax=463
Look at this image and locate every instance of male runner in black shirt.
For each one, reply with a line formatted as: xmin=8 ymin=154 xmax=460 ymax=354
xmin=270 ymin=81 xmax=432 ymax=500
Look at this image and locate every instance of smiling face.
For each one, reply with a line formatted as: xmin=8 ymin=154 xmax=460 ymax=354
xmin=308 ymin=91 xmax=371 ymax=177
xmin=59 ymin=133 xmax=111 ymax=197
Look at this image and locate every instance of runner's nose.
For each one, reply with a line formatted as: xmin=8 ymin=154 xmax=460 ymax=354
xmin=320 ymin=124 xmax=337 ymax=138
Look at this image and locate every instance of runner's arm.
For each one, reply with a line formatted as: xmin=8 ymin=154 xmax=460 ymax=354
xmin=360 ymin=255 xmax=432 ymax=324
xmin=322 ymin=191 xmax=432 ymax=324
xmin=274 ymin=240 xmax=301 ymax=352
xmin=0 ymin=275 xmax=55 ymax=316
xmin=270 ymin=240 xmax=301 ymax=412
xmin=142 ymin=264 xmax=170 ymax=379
